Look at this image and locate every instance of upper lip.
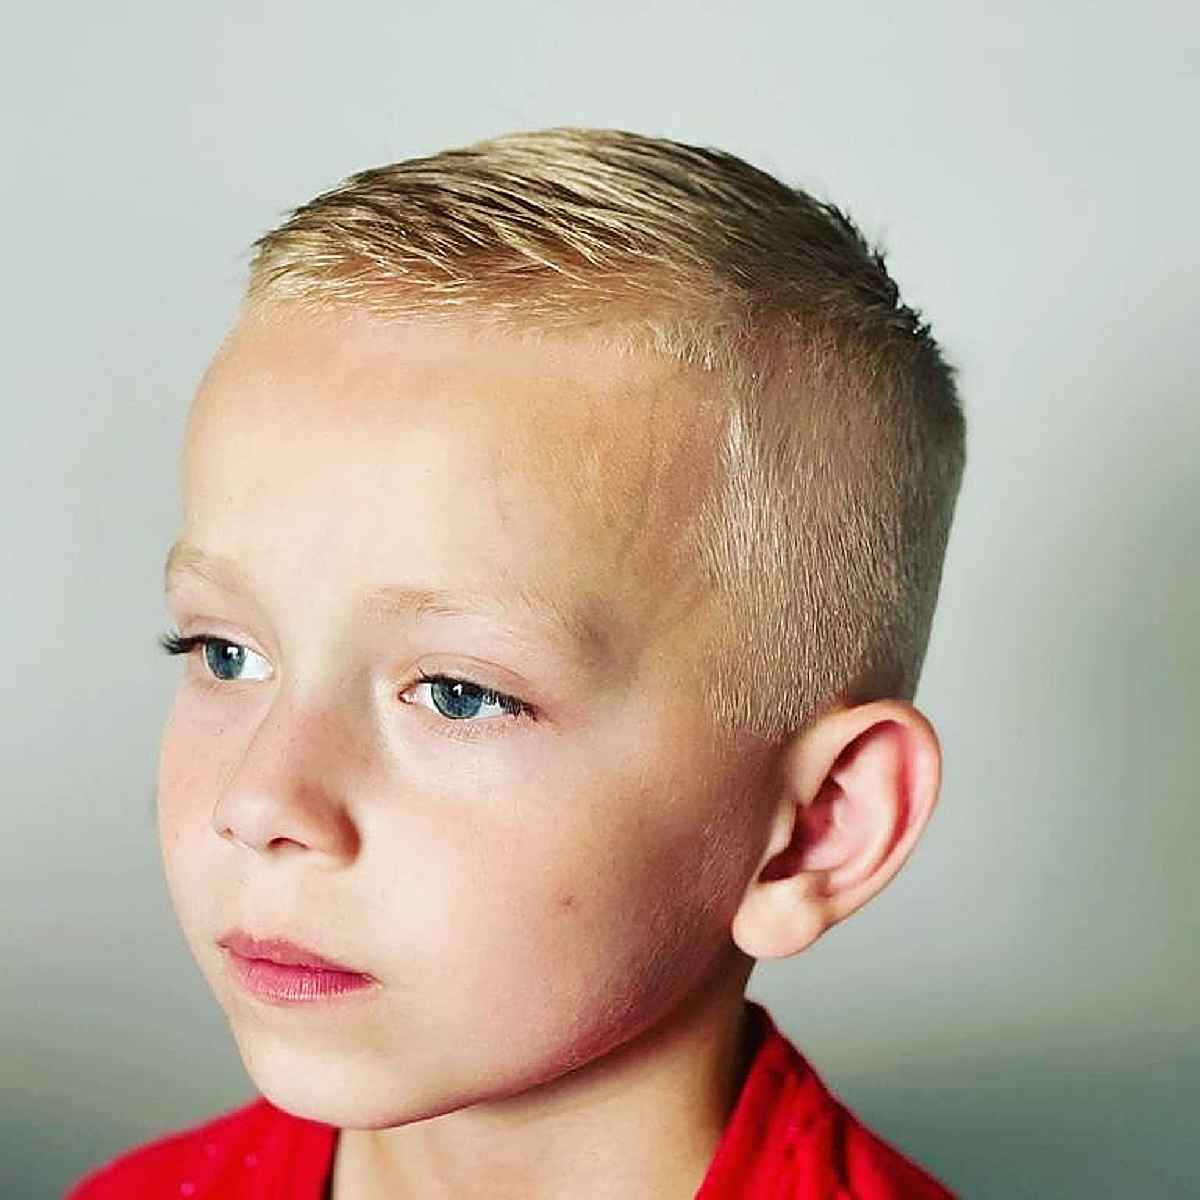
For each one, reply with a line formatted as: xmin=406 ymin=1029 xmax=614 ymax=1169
xmin=218 ymin=929 xmax=369 ymax=975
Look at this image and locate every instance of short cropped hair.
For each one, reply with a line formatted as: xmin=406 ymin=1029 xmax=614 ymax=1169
xmin=240 ymin=126 xmax=967 ymax=744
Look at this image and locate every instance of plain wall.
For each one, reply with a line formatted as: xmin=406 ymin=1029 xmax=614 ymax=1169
xmin=2 ymin=3 xmax=1196 ymax=1197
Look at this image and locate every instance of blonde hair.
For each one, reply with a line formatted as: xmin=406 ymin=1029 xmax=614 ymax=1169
xmin=240 ymin=126 xmax=967 ymax=744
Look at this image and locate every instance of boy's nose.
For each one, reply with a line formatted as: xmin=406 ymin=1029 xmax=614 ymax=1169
xmin=209 ymin=698 xmax=362 ymax=865
xmin=213 ymin=773 xmax=361 ymax=864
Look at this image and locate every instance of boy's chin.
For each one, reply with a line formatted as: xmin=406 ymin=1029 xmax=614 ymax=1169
xmin=227 ymin=1023 xmax=486 ymax=1130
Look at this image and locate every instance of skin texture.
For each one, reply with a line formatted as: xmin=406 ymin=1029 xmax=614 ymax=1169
xmin=158 ymin=302 xmax=944 ymax=1199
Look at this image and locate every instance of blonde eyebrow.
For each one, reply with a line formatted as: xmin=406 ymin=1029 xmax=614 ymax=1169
xmin=162 ymin=540 xmax=610 ymax=665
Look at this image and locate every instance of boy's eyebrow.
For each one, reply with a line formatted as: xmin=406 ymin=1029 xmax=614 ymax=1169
xmin=162 ymin=540 xmax=610 ymax=666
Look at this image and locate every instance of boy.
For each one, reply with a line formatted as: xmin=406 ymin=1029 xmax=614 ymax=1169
xmin=70 ymin=126 xmax=965 ymax=1198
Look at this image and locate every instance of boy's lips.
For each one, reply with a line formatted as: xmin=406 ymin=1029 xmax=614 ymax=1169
xmin=217 ymin=928 xmax=372 ymax=977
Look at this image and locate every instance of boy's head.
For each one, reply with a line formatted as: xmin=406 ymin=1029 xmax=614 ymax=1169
xmin=158 ymin=127 xmax=965 ymax=1130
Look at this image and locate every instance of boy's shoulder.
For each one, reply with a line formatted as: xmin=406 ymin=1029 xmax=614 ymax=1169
xmin=65 ymin=1093 xmax=335 ymax=1200
xmin=699 ymin=1000 xmax=958 ymax=1199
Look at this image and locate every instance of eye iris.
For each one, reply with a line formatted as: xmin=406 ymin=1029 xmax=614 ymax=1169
xmin=204 ymin=639 xmax=245 ymax=682
xmin=430 ymin=678 xmax=489 ymax=720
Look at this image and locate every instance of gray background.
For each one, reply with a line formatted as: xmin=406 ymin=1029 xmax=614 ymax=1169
xmin=3 ymin=3 xmax=1196 ymax=1198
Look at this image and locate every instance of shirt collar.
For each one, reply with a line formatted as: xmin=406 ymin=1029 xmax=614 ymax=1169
xmin=694 ymin=999 xmax=834 ymax=1198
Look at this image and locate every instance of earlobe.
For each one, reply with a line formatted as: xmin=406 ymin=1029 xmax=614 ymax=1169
xmin=729 ymin=701 xmax=942 ymax=961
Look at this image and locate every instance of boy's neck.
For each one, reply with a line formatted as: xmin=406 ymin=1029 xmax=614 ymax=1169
xmin=328 ymin=967 xmax=757 ymax=1200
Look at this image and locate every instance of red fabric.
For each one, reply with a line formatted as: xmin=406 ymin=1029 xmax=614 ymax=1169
xmin=67 ymin=1001 xmax=956 ymax=1199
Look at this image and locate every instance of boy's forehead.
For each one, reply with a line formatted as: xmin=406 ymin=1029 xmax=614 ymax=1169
xmin=183 ymin=306 xmax=725 ymax=646
xmin=200 ymin=306 xmax=719 ymax=457
xmin=200 ymin=309 xmax=721 ymax=504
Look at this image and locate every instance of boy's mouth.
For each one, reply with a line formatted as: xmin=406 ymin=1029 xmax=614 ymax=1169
xmin=217 ymin=928 xmax=377 ymax=1004
xmin=218 ymin=928 xmax=366 ymax=972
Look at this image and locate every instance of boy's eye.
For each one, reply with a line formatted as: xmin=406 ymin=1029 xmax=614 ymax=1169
xmin=158 ymin=632 xmax=272 ymax=683
xmin=405 ymin=671 xmax=532 ymax=724
xmin=157 ymin=630 xmax=534 ymax=726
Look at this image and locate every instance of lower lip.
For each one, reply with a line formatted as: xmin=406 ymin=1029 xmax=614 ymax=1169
xmin=223 ymin=949 xmax=375 ymax=1005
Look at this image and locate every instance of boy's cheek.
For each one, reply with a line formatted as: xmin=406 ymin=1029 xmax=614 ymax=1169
xmin=156 ymin=738 xmax=213 ymax=883
xmin=156 ymin=725 xmax=237 ymax=959
xmin=156 ymin=781 xmax=215 ymax=926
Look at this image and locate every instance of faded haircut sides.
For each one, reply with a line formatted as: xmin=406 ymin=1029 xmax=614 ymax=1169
xmin=239 ymin=126 xmax=967 ymax=744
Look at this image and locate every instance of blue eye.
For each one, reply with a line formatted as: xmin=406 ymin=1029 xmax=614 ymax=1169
xmin=409 ymin=669 xmax=533 ymax=724
xmin=158 ymin=632 xmax=272 ymax=683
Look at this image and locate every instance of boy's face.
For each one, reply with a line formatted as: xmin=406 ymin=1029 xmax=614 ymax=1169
xmin=159 ymin=304 xmax=775 ymax=1127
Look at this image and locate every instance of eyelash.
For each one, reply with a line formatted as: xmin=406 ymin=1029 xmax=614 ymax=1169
xmin=156 ymin=630 xmax=536 ymax=727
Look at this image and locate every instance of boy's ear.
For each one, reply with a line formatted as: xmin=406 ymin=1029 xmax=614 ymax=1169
xmin=730 ymin=700 xmax=943 ymax=960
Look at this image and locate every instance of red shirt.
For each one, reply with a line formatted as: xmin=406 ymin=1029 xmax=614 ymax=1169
xmin=66 ymin=1001 xmax=956 ymax=1198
